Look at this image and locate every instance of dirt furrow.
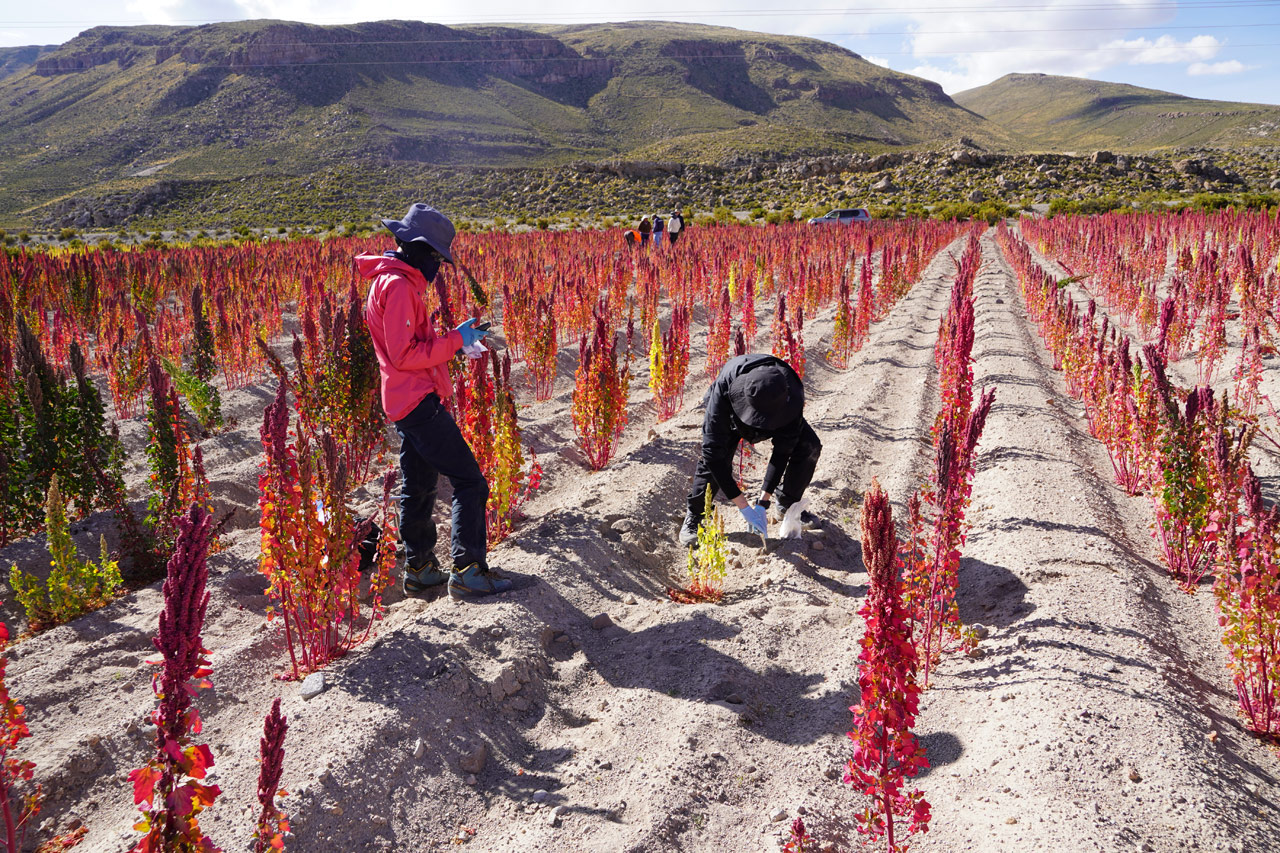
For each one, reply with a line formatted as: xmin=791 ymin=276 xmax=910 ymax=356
xmin=1 ymin=237 xmax=964 ymax=853
xmin=901 ymin=231 xmax=1278 ymax=852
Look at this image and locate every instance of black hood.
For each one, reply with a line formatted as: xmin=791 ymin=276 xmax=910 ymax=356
xmin=727 ymin=356 xmax=804 ymax=432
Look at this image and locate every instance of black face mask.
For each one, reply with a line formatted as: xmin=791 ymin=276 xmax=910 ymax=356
xmin=397 ymin=240 xmax=442 ymax=282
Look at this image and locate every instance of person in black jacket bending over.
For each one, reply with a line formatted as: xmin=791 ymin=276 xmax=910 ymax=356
xmin=679 ymin=353 xmax=822 ymax=546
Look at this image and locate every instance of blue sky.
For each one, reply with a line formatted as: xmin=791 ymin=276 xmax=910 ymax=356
xmin=1 ymin=1 xmax=1276 ymax=103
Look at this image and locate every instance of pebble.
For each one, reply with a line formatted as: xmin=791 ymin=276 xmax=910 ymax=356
xmin=412 ymin=738 xmax=425 ymax=759
xmin=811 ymin=540 xmax=824 ymax=551
xmin=300 ymin=672 xmax=326 ymax=700
xmin=971 ymin=623 xmax=990 ymax=640
xmin=459 ymin=742 xmax=488 ymax=775
xmin=328 ymin=804 xmax=344 ymax=816
xmin=624 ymin=595 xmax=638 ymax=605
xmin=770 ymin=808 xmax=788 ymax=822
xmin=590 ymin=613 xmax=613 ymax=630
xmin=548 ymin=805 xmax=566 ymax=827
xmin=1128 ymin=767 xmax=1143 ymax=783
xmin=533 ymin=789 xmax=549 ymax=803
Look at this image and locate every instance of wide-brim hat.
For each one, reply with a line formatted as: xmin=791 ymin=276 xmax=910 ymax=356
xmin=730 ymin=361 xmax=804 ymax=432
xmin=381 ymin=203 xmax=455 ymax=264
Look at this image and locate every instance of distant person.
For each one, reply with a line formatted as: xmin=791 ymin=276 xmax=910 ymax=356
xmin=679 ymin=353 xmax=822 ymax=546
xmin=623 ymin=229 xmax=640 ymax=247
xmin=639 ymin=216 xmax=651 ymax=245
xmin=359 ymin=202 xmax=511 ymax=600
xmin=652 ymin=213 xmax=665 ymax=249
xmin=668 ymin=210 xmax=684 ymax=246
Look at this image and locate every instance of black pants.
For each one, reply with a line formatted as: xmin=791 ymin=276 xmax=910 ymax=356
xmin=394 ymin=394 xmax=489 ymax=571
xmin=686 ymin=421 xmax=822 ymax=520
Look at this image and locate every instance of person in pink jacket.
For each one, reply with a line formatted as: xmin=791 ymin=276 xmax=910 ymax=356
xmin=359 ymin=203 xmax=510 ymax=599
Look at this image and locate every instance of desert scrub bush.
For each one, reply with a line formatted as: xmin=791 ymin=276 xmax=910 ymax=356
xmin=976 ymin=201 xmax=1013 ymax=223
xmin=9 ymin=475 xmax=122 ymax=632
xmin=931 ymin=201 xmax=978 ymax=222
xmin=671 ymin=486 xmax=727 ymax=604
xmin=1047 ymin=196 xmax=1124 ymax=217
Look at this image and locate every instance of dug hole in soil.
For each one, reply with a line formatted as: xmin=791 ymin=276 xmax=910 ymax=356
xmin=2 ymin=231 xmax=1276 ymax=852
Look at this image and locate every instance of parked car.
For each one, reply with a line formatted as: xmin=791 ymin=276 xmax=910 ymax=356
xmin=808 ymin=208 xmax=871 ymax=225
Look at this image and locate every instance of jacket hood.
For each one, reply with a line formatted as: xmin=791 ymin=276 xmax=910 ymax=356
xmin=728 ymin=359 xmax=804 ymax=432
xmin=356 ymin=252 xmax=423 ymax=284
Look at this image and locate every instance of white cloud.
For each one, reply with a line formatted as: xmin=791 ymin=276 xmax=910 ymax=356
xmin=1100 ymin=34 xmax=1220 ymax=65
xmin=864 ymin=55 xmax=890 ymax=68
xmin=880 ymin=0 xmax=1250 ymax=92
xmin=1188 ymin=59 xmax=1247 ymax=76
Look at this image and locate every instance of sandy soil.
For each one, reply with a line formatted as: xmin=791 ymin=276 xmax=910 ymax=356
xmin=2 ymin=231 xmax=1276 ymax=852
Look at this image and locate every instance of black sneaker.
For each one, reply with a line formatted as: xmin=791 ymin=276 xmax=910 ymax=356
xmin=403 ymin=557 xmax=448 ymax=595
xmin=448 ymin=562 xmax=513 ymax=599
xmin=678 ymin=512 xmax=701 ymax=547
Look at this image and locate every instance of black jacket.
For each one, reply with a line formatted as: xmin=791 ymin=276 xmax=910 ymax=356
xmin=700 ymin=354 xmax=804 ymax=501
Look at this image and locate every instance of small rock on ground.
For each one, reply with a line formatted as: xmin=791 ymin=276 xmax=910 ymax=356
xmin=300 ymin=672 xmax=325 ymax=700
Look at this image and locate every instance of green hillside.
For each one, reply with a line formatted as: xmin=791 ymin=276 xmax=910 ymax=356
xmin=0 ymin=45 xmax=54 ymax=81
xmin=0 ymin=19 xmax=1017 ymax=226
xmin=954 ymin=72 xmax=1280 ymax=151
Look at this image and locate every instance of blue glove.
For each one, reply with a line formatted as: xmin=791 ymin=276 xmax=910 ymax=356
xmin=456 ymin=319 xmax=488 ymax=348
xmin=739 ymin=504 xmax=767 ymax=537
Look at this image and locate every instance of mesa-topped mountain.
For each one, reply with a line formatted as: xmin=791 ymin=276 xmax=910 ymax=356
xmin=955 ymin=72 xmax=1280 ymax=150
xmin=0 ymin=19 xmax=1020 ymax=225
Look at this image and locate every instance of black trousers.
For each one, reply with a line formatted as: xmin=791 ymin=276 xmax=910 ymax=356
xmin=394 ymin=394 xmax=489 ymax=571
xmin=686 ymin=421 xmax=822 ymax=520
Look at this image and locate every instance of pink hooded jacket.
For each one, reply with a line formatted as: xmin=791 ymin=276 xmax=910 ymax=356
xmin=358 ymin=253 xmax=463 ymax=421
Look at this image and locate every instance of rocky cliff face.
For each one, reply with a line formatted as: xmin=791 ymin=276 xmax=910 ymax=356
xmin=36 ymin=21 xmax=614 ymax=85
